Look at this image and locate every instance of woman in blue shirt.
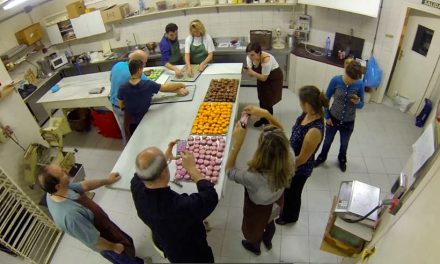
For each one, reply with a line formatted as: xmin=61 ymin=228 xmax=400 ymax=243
xmin=314 ymin=59 xmax=365 ymax=172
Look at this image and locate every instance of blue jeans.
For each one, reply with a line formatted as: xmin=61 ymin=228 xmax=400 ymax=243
xmin=101 ymin=250 xmax=144 ymax=264
xmin=112 ymin=104 xmax=127 ymax=145
xmin=318 ymin=116 xmax=354 ymax=163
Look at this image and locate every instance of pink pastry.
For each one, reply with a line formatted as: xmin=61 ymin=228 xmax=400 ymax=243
xmin=206 ymin=170 xmax=213 ymax=176
xmin=205 ymin=150 xmax=211 ymax=156
xmin=193 ymin=153 xmax=199 ymax=158
xmin=207 ymin=140 xmax=213 ymax=145
xmin=218 ymin=147 xmax=224 ymax=152
xmin=203 ymin=160 xmax=210 ymax=166
xmin=175 ymin=173 xmax=183 ymax=180
xmin=188 ymin=146 xmax=194 ymax=151
xmin=213 ymin=171 xmax=219 ymax=177
xmin=207 ymin=165 xmax=213 ymax=171
xmin=214 ymin=165 xmax=221 ymax=171
xmin=210 ymin=146 xmax=216 ymax=151
xmin=200 ymin=164 xmax=206 ymax=170
xmin=220 ymin=142 xmax=226 ymax=148
xmin=211 ymin=177 xmax=218 ymax=183
xmin=216 ymin=152 xmax=223 ymax=158
xmin=200 ymin=154 xmax=205 ymax=160
xmin=219 ymin=138 xmax=225 ymax=143
xmin=181 ymin=168 xmax=187 ymax=175
xmin=188 ymin=136 xmax=194 ymax=141
xmin=197 ymin=159 xmax=203 ymax=164
xmin=200 ymin=149 xmax=205 ymax=155
xmin=184 ymin=174 xmax=191 ymax=180
xmin=211 ymin=151 xmax=217 ymax=156
xmin=177 ymin=165 xmax=183 ymax=170
xmin=176 ymin=159 xmax=182 ymax=165
xmin=211 ymin=156 xmax=216 ymax=161
xmin=201 ymin=140 xmax=207 ymax=145
xmin=215 ymin=159 xmax=222 ymax=165
xmin=188 ymin=141 xmax=194 ymax=146
xmin=209 ymin=160 xmax=216 ymax=166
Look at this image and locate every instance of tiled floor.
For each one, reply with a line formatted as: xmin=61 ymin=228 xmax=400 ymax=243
xmin=0 ymin=89 xmax=422 ymax=264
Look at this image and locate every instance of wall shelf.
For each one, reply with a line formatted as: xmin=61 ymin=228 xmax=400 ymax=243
xmin=117 ymin=3 xmax=295 ymax=23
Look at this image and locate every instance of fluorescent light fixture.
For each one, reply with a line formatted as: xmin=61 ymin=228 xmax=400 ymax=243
xmin=3 ymin=0 xmax=31 ymax=10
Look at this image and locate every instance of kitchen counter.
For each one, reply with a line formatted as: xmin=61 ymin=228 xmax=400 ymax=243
xmin=292 ymin=44 xmax=345 ymax=68
xmin=109 ymin=63 xmax=243 ymax=198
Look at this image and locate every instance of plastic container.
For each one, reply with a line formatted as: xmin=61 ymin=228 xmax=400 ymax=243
xmin=325 ymin=37 xmax=331 ymax=57
xmin=91 ymin=109 xmax=122 ymax=138
xmin=67 ymin=108 xmax=91 ymax=132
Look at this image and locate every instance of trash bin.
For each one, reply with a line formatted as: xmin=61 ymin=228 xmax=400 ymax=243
xmin=67 ymin=108 xmax=91 ymax=132
xmin=91 ymin=108 xmax=122 ymax=139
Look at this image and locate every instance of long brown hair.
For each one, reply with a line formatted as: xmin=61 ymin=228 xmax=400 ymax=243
xmin=299 ymin=85 xmax=329 ymax=117
xmin=248 ymin=125 xmax=294 ymax=191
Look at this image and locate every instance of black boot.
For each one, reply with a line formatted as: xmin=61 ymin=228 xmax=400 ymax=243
xmin=241 ymin=240 xmax=261 ymax=255
xmin=314 ymin=155 xmax=326 ymax=167
xmin=339 ymin=161 xmax=347 ymax=172
xmin=262 ymin=221 xmax=276 ymax=250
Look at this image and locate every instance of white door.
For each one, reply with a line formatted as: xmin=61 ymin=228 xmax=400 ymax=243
xmin=387 ymin=10 xmax=440 ymax=115
xmin=71 ymin=17 xmax=89 ymax=39
xmin=86 ymin=11 xmax=106 ymax=35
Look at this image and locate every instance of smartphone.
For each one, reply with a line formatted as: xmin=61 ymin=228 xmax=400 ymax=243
xmin=176 ymin=140 xmax=187 ymax=156
xmin=240 ymin=113 xmax=250 ymax=128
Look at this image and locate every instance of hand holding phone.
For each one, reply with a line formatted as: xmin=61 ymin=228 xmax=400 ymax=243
xmin=240 ymin=113 xmax=250 ymax=128
xmin=176 ymin=140 xmax=187 ymax=157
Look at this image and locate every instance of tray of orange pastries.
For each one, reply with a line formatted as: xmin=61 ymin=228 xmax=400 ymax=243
xmin=191 ymin=102 xmax=232 ymax=135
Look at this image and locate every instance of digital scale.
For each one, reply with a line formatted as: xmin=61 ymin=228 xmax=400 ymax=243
xmin=335 ymin=181 xmax=381 ymax=227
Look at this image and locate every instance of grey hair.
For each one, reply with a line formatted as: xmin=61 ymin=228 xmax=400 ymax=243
xmin=135 ymin=154 xmax=167 ymax=181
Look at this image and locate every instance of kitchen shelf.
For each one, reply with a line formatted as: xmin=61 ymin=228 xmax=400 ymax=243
xmin=120 ymin=3 xmax=295 ymax=23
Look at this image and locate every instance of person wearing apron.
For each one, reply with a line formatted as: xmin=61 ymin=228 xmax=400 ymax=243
xmin=184 ymin=19 xmax=215 ymax=77
xmin=38 ymin=165 xmax=146 ymax=264
xmin=159 ymin=23 xmax=184 ymax=77
xmin=244 ymin=42 xmax=283 ymax=128
xmin=226 ymin=108 xmax=294 ymax=255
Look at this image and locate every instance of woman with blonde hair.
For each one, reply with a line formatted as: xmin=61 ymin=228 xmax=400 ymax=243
xmin=184 ymin=19 xmax=215 ymax=76
xmin=226 ymin=106 xmax=294 ymax=255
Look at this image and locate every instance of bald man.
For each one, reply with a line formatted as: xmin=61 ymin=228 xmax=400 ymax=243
xmin=109 ymin=50 xmax=150 ymax=145
xmin=130 ymin=141 xmax=218 ymax=263
xmin=37 ymin=165 xmax=148 ymax=264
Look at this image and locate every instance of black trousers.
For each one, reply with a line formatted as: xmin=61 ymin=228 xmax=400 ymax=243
xmin=280 ymin=170 xmax=310 ymax=222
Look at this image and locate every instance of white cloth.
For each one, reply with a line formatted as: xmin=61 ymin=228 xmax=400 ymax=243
xmin=246 ymin=53 xmax=279 ymax=76
xmin=184 ymin=34 xmax=215 ymax=53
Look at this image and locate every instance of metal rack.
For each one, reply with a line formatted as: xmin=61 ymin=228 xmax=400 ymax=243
xmin=0 ymin=167 xmax=62 ymax=264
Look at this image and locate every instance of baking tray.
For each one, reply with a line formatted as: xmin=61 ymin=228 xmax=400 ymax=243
xmin=174 ymin=135 xmax=226 ymax=184
xmin=151 ymin=84 xmax=196 ymax=104
xmin=169 ymin=65 xmax=202 ymax=82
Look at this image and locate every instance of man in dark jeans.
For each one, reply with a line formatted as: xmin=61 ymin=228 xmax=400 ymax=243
xmin=314 ymin=60 xmax=365 ymax=172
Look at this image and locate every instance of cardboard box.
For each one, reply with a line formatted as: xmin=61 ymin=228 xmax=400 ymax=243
xmin=15 ymin=23 xmax=43 ymax=45
xmin=66 ymin=1 xmax=86 ymax=19
xmin=100 ymin=4 xmax=129 ymax=23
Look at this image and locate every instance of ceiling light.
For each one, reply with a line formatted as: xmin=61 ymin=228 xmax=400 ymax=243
xmin=3 ymin=0 xmax=31 ymax=10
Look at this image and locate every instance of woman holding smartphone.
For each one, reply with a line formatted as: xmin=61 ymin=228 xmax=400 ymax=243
xmin=243 ymin=42 xmax=283 ymax=127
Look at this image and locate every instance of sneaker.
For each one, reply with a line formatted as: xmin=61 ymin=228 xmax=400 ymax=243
xmin=241 ymin=240 xmax=261 ymax=255
xmin=314 ymin=156 xmax=326 ymax=167
xmin=339 ymin=162 xmax=347 ymax=172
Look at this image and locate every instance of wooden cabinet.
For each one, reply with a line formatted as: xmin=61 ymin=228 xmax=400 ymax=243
xmin=289 ymin=54 xmax=344 ymax=94
xmin=71 ymin=11 xmax=106 ymax=39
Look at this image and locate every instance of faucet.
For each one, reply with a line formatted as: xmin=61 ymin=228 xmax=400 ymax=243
xmin=126 ymin=40 xmax=132 ymax=53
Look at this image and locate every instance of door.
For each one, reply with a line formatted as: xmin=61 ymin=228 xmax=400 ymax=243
xmin=387 ymin=10 xmax=440 ymax=115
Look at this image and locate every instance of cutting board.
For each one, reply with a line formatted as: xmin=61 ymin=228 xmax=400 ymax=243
xmin=152 ymin=85 xmax=196 ymax=104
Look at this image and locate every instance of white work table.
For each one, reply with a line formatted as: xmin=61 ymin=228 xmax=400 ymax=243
xmin=108 ymin=63 xmax=244 ymax=197
xmin=37 ymin=71 xmax=112 ymax=115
